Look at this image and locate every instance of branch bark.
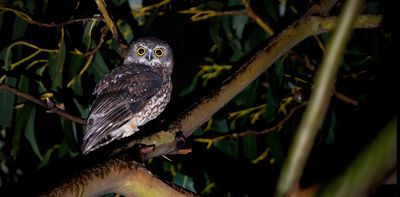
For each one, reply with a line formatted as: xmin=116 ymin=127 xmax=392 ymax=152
xmin=40 ymin=155 xmax=199 ymax=197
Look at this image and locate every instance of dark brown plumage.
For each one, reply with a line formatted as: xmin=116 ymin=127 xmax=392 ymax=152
xmin=82 ymin=37 xmax=173 ymax=154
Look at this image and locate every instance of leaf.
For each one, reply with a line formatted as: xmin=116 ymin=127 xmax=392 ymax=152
xmin=24 ymin=107 xmax=42 ymax=160
xmin=173 ymin=172 xmax=197 ymax=193
xmin=89 ymin=52 xmax=109 ymax=82
xmin=0 ymin=77 xmax=17 ymax=128
xmin=265 ymin=133 xmax=283 ymax=166
xmin=37 ymin=145 xmax=59 ymax=169
xmin=73 ymin=98 xmax=89 ymax=118
xmin=13 ymin=103 xmax=34 ymax=158
xmin=60 ymin=119 xmax=78 ymax=152
xmin=178 ymin=76 xmax=199 ymax=97
xmin=232 ymin=15 xmax=248 ymax=40
xmin=243 ymin=135 xmax=257 ymax=160
xmin=82 ymin=20 xmax=98 ymax=50
xmin=233 ymin=79 xmax=259 ymax=107
xmin=117 ymin=19 xmax=134 ymax=44
xmin=69 ymin=55 xmax=84 ymax=95
xmin=48 ymin=38 xmax=66 ymax=91
xmin=12 ymin=17 xmax=28 ymax=40
xmin=214 ymin=140 xmax=238 ymax=159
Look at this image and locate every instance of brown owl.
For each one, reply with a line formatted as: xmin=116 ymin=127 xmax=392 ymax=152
xmin=81 ymin=37 xmax=174 ymax=154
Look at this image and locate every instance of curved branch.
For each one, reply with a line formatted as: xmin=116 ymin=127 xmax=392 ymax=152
xmin=40 ymin=155 xmax=199 ymax=197
xmin=0 ymin=83 xmax=86 ymax=125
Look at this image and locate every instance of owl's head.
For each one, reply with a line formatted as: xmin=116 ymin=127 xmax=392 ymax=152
xmin=124 ymin=37 xmax=173 ymax=74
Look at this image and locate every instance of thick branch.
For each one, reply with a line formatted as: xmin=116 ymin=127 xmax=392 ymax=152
xmin=40 ymin=155 xmax=199 ymax=197
xmin=0 ymin=83 xmax=86 ymax=125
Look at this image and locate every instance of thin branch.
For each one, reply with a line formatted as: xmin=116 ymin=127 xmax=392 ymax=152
xmin=275 ymin=0 xmax=364 ymax=196
xmin=0 ymin=83 xmax=86 ymax=125
xmin=194 ymin=103 xmax=307 ymax=147
xmin=241 ymin=0 xmax=274 ymax=36
xmin=94 ymin=0 xmax=129 ymax=54
xmin=0 ymin=5 xmax=104 ymax=27
xmin=334 ymin=91 xmax=358 ymax=106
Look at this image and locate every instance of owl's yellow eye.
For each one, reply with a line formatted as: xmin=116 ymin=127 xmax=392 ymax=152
xmin=154 ymin=48 xmax=164 ymax=57
xmin=137 ymin=47 xmax=146 ymax=56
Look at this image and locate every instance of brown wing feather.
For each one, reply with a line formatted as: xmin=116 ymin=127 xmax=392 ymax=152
xmin=82 ymin=64 xmax=162 ymax=154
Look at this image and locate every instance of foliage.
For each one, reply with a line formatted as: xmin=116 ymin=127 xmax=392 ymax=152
xmin=0 ymin=0 xmax=397 ymax=196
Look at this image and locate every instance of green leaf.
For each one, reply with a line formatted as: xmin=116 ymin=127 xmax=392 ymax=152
xmin=73 ymin=98 xmax=89 ymax=118
xmin=13 ymin=103 xmax=34 ymax=157
xmin=117 ymin=20 xmax=134 ymax=44
xmin=48 ymin=39 xmax=66 ymax=91
xmin=243 ymin=135 xmax=257 ymax=160
xmin=214 ymin=140 xmax=238 ymax=159
xmin=0 ymin=77 xmax=17 ymax=128
xmin=232 ymin=15 xmax=248 ymax=40
xmin=265 ymin=133 xmax=283 ymax=166
xmin=12 ymin=17 xmax=28 ymax=40
xmin=179 ymin=76 xmax=199 ymax=97
xmin=24 ymin=107 xmax=42 ymax=160
xmin=233 ymin=79 xmax=259 ymax=107
xmin=37 ymin=145 xmax=59 ymax=169
xmin=89 ymin=52 xmax=109 ymax=82
xmin=82 ymin=20 xmax=98 ymax=50
xmin=60 ymin=119 xmax=78 ymax=152
xmin=173 ymin=172 xmax=197 ymax=193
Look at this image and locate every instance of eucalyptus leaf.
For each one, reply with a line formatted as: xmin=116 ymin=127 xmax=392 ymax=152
xmin=12 ymin=17 xmax=28 ymax=40
xmin=24 ymin=107 xmax=42 ymax=160
xmin=214 ymin=140 xmax=238 ymax=159
xmin=89 ymin=53 xmax=109 ymax=82
xmin=0 ymin=77 xmax=16 ymax=128
xmin=48 ymin=38 xmax=66 ymax=91
xmin=13 ymin=103 xmax=34 ymax=157
xmin=243 ymin=135 xmax=257 ymax=160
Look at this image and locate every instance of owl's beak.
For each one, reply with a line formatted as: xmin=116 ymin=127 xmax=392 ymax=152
xmin=146 ymin=52 xmax=153 ymax=61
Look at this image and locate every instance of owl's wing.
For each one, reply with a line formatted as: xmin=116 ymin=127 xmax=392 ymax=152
xmin=82 ymin=65 xmax=162 ymax=154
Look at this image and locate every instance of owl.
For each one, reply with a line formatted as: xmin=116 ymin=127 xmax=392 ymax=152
xmin=81 ymin=37 xmax=174 ymax=154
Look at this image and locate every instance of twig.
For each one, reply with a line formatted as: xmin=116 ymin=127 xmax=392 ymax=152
xmin=195 ymin=103 xmax=307 ymax=147
xmin=0 ymin=6 xmax=104 ymax=27
xmin=334 ymin=91 xmax=358 ymax=106
xmin=94 ymin=0 xmax=129 ymax=54
xmin=241 ymin=0 xmax=274 ymax=36
xmin=0 ymin=83 xmax=86 ymax=125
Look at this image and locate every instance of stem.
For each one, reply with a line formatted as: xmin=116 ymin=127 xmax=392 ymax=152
xmin=275 ymin=0 xmax=364 ymax=196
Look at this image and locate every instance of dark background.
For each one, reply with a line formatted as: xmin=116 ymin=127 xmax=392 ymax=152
xmin=0 ymin=0 xmax=397 ymax=196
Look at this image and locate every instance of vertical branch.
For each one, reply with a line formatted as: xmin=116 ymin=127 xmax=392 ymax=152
xmin=275 ymin=0 xmax=364 ymax=196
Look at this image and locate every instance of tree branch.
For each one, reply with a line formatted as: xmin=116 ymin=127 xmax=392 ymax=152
xmin=194 ymin=102 xmax=307 ymax=148
xmin=275 ymin=0 xmax=364 ymax=196
xmin=109 ymin=13 xmax=382 ymax=159
xmin=40 ymin=155 xmax=199 ymax=197
xmin=0 ymin=83 xmax=86 ymax=125
xmin=94 ymin=0 xmax=129 ymax=55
